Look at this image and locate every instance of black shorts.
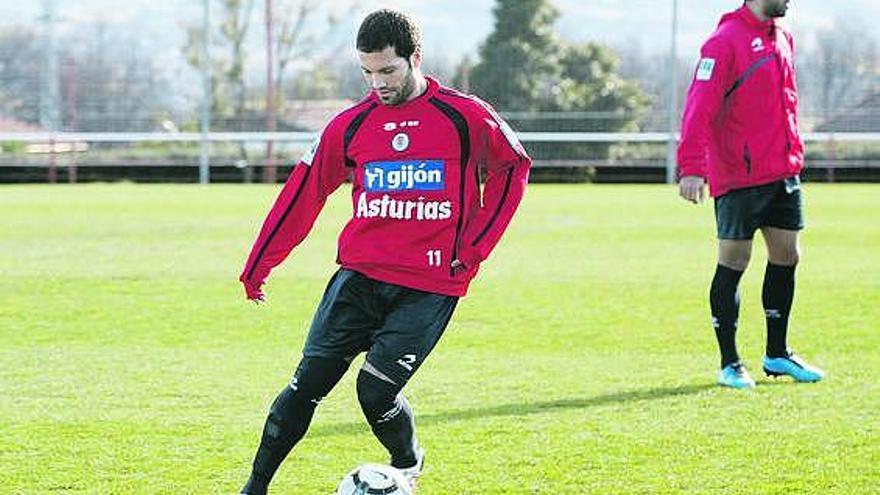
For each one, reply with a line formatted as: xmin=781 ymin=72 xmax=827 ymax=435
xmin=714 ymin=176 xmax=804 ymax=240
xmin=302 ymin=269 xmax=458 ymax=385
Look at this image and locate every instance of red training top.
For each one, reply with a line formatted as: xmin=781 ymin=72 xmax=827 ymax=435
xmin=240 ymin=77 xmax=531 ymax=297
xmin=677 ymin=4 xmax=803 ymax=197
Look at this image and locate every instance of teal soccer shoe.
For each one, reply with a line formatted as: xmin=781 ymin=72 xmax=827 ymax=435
xmin=717 ymin=362 xmax=756 ymax=389
xmin=763 ymin=352 xmax=824 ymax=382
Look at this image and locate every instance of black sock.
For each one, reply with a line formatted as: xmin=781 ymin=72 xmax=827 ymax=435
xmin=763 ymin=262 xmax=796 ymax=358
xmin=357 ymin=370 xmax=419 ymax=469
xmin=710 ymin=264 xmax=745 ymax=368
xmin=242 ymin=357 xmax=349 ymax=495
xmin=241 ymin=472 xmax=270 ymax=495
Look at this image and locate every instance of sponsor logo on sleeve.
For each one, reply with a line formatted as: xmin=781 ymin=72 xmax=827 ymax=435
xmin=498 ymin=118 xmax=522 ymax=150
xmin=478 ymin=100 xmax=523 ymax=150
xmin=696 ymin=58 xmax=716 ymax=81
xmin=300 ymin=135 xmax=320 ymax=166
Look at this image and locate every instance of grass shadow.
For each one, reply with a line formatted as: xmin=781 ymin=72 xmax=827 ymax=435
xmin=309 ymin=383 xmax=715 ymax=438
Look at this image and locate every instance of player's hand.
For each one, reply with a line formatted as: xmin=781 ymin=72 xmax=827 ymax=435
xmin=241 ymin=279 xmax=267 ymax=305
xmin=450 ymin=259 xmax=466 ymax=274
xmin=679 ymin=175 xmax=706 ymax=204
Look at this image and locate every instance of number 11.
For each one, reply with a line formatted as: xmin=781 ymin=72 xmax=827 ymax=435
xmin=426 ymin=249 xmax=442 ymax=267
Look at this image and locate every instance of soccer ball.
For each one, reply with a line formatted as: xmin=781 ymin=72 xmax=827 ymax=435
xmin=336 ymin=463 xmax=412 ymax=495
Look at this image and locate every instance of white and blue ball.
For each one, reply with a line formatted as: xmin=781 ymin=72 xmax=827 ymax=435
xmin=336 ymin=463 xmax=412 ymax=495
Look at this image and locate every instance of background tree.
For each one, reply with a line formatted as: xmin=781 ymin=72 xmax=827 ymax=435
xmin=556 ymin=42 xmax=646 ymax=130
xmin=0 ymin=28 xmax=42 ymax=125
xmin=183 ymin=0 xmax=259 ymax=126
xmin=74 ymin=25 xmax=179 ymax=132
xmin=0 ymin=25 xmax=176 ymax=133
xmin=469 ymin=0 xmax=563 ymax=112
xmin=468 ymin=0 xmax=648 ymax=170
xmin=801 ymin=21 xmax=879 ymax=130
xmin=273 ymin=1 xmax=356 ymax=102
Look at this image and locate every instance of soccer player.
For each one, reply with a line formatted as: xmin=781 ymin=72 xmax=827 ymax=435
xmin=237 ymin=9 xmax=531 ymax=494
xmin=677 ymin=0 xmax=824 ymax=389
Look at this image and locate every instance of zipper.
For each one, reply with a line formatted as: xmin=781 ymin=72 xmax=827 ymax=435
xmin=744 ymin=145 xmax=752 ymax=175
xmin=772 ymin=44 xmax=793 ymax=153
xmin=448 ymin=161 xmax=481 ymax=277
xmin=450 ymin=174 xmax=465 ymax=277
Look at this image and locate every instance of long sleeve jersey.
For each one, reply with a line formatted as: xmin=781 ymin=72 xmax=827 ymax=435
xmin=240 ymin=77 xmax=531 ymax=297
xmin=677 ymin=4 xmax=803 ymax=197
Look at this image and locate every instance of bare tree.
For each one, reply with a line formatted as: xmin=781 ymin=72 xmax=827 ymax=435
xmin=224 ymin=0 xmax=257 ymax=128
xmin=0 ymin=27 xmax=42 ymax=124
xmin=183 ymin=0 xmax=257 ymax=125
xmin=0 ymin=24 xmax=177 ymax=133
xmin=183 ymin=0 xmax=257 ymax=173
xmin=799 ymin=21 xmax=879 ymax=127
xmin=272 ymin=1 xmax=357 ymax=101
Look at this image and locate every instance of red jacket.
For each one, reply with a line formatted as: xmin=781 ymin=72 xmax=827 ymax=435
xmin=677 ymin=4 xmax=803 ymax=197
xmin=240 ymin=77 xmax=531 ymax=297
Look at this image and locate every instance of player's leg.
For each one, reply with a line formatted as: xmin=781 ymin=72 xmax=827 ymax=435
xmin=714 ymin=239 xmax=752 ymax=364
xmin=241 ymin=270 xmax=379 ymax=495
xmin=758 ymin=178 xmax=823 ymax=382
xmin=241 ymin=357 xmax=351 ymax=495
xmin=712 ymin=239 xmax=753 ymax=387
xmin=760 ymin=226 xmax=800 ymax=359
xmin=712 ymin=189 xmax=760 ymax=388
xmin=356 ymin=366 xmax=420 ymax=468
xmin=357 ymin=285 xmax=457 ymax=479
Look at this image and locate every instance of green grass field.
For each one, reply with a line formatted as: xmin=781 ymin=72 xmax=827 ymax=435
xmin=1 ymin=184 xmax=877 ymax=494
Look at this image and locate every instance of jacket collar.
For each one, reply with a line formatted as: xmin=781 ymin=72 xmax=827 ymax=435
xmin=735 ymin=3 xmax=776 ymax=34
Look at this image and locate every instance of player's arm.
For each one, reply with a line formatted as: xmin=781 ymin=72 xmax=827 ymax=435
xmin=454 ymin=110 xmax=531 ymax=272
xmin=239 ymin=127 xmax=348 ymax=301
xmin=677 ymin=36 xmax=734 ymax=203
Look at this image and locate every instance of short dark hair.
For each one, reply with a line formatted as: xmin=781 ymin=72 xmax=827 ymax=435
xmin=356 ymin=9 xmax=421 ymax=60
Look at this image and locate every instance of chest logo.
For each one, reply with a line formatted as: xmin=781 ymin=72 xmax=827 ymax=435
xmin=392 ymin=132 xmax=410 ymax=152
xmin=364 ymin=160 xmax=445 ymax=192
xmin=751 ymin=37 xmax=765 ymax=52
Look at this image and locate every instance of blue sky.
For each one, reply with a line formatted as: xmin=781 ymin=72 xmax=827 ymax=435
xmin=5 ymin=0 xmax=879 ymax=56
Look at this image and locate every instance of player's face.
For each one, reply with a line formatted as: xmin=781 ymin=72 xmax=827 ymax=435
xmin=359 ymin=46 xmax=419 ymax=106
xmin=761 ymin=0 xmax=789 ymax=18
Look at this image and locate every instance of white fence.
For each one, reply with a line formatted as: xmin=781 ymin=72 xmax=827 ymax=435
xmin=3 ymin=131 xmax=879 ymax=144
xmin=1 ymin=132 xmax=878 ymax=183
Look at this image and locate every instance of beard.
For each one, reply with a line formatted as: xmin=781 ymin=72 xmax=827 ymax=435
xmin=379 ymin=66 xmax=416 ymax=106
xmin=764 ymin=0 xmax=789 ymax=18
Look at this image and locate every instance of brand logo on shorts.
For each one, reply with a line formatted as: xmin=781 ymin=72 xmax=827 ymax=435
xmin=396 ymin=354 xmax=417 ymax=372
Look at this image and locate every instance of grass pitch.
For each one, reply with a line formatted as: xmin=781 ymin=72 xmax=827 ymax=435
xmin=1 ymin=184 xmax=877 ymax=494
